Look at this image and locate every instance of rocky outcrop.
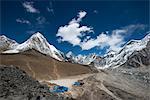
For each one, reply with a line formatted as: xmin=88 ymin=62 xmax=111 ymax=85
xmin=124 ymin=41 xmax=150 ymax=68
xmin=0 ymin=65 xmax=68 ymax=100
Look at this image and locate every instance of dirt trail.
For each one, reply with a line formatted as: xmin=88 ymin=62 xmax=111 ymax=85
xmin=26 ymin=62 xmax=36 ymax=78
xmin=98 ymin=82 xmax=122 ymax=100
xmin=52 ymin=59 xmax=60 ymax=79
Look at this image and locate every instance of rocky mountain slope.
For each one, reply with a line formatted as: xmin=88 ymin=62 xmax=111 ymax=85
xmin=123 ymin=40 xmax=150 ymax=68
xmin=99 ymin=33 xmax=150 ymax=69
xmin=0 ymin=65 xmax=67 ymax=100
xmin=65 ymin=33 xmax=150 ymax=69
xmin=92 ymin=33 xmax=150 ymax=69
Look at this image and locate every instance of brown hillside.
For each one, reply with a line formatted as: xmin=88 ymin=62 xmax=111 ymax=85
xmin=0 ymin=49 xmax=92 ymax=81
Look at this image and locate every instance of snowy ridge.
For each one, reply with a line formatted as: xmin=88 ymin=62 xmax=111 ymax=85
xmin=66 ymin=52 xmax=96 ymax=65
xmin=65 ymin=33 xmax=149 ymax=68
xmin=0 ymin=35 xmax=19 ymax=50
xmin=95 ymin=33 xmax=150 ymax=69
xmin=3 ymin=32 xmax=64 ymax=61
xmin=1 ymin=32 xmax=150 ymax=69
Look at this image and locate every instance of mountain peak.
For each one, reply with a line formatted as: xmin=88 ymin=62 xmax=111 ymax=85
xmin=2 ymin=32 xmax=64 ymax=61
xmin=30 ymin=32 xmax=45 ymax=41
xmin=143 ymin=32 xmax=150 ymax=41
xmin=0 ymin=35 xmax=19 ymax=53
xmin=0 ymin=35 xmax=18 ymax=47
xmin=32 ymin=32 xmax=44 ymax=38
xmin=0 ymin=35 xmax=7 ymax=38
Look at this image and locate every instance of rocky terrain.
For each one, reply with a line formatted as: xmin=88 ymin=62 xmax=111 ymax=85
xmin=69 ymin=39 xmax=150 ymax=100
xmin=71 ymin=69 xmax=150 ymax=100
xmin=0 ymin=65 xmax=68 ymax=100
xmin=0 ymin=32 xmax=150 ymax=100
xmin=123 ymin=40 xmax=150 ymax=68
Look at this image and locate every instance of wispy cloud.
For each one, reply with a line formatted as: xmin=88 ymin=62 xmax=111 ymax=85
xmin=36 ymin=16 xmax=47 ymax=25
xmin=56 ymin=11 xmax=93 ymax=46
xmin=26 ymin=30 xmax=36 ymax=34
xmin=121 ymin=24 xmax=147 ymax=34
xmin=47 ymin=1 xmax=54 ymax=15
xmin=16 ymin=18 xmax=31 ymax=25
xmin=22 ymin=2 xmax=39 ymax=13
xmin=26 ymin=16 xmax=49 ymax=34
xmin=80 ymin=24 xmax=147 ymax=52
xmin=47 ymin=7 xmax=54 ymax=13
xmin=80 ymin=30 xmax=125 ymax=51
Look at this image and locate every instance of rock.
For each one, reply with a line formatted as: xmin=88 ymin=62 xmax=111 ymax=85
xmin=0 ymin=65 xmax=69 ymax=100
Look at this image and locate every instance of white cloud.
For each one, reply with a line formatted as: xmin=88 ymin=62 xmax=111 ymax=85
xmin=56 ymin=11 xmax=93 ymax=46
xmin=69 ymin=11 xmax=87 ymax=24
xmin=56 ymin=11 xmax=147 ymax=53
xmin=23 ymin=2 xmax=39 ymax=13
xmin=80 ymin=24 xmax=146 ymax=52
xmin=80 ymin=33 xmax=109 ymax=50
xmin=16 ymin=18 xmax=31 ymax=25
xmin=80 ymin=30 xmax=125 ymax=51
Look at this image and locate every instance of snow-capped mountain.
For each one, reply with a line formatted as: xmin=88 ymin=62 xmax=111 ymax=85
xmin=2 ymin=32 xmax=64 ymax=61
xmin=66 ymin=52 xmax=96 ymax=65
xmin=65 ymin=33 xmax=150 ymax=69
xmin=81 ymin=54 xmax=96 ymax=65
xmin=1 ymin=32 xmax=150 ymax=69
xmin=94 ymin=33 xmax=150 ymax=69
xmin=0 ymin=35 xmax=19 ymax=52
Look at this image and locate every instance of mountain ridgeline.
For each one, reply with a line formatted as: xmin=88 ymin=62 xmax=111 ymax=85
xmin=0 ymin=32 xmax=150 ymax=69
xmin=0 ymin=32 xmax=150 ymax=100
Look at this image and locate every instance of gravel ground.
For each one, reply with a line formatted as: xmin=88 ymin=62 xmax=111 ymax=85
xmin=0 ymin=65 xmax=69 ymax=100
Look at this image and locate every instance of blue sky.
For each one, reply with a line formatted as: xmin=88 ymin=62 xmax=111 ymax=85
xmin=1 ymin=0 xmax=149 ymax=55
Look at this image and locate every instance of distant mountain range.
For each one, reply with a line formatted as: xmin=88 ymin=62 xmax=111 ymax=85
xmin=0 ymin=32 xmax=150 ymax=69
xmin=64 ymin=32 xmax=150 ymax=69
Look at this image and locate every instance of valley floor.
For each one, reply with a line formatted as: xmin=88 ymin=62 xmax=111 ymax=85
xmin=42 ymin=73 xmax=93 ymax=89
xmin=40 ymin=68 xmax=150 ymax=100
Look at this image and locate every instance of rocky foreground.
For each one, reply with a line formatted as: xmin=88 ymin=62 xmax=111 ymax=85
xmin=0 ymin=65 xmax=69 ymax=100
xmin=0 ymin=64 xmax=150 ymax=100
